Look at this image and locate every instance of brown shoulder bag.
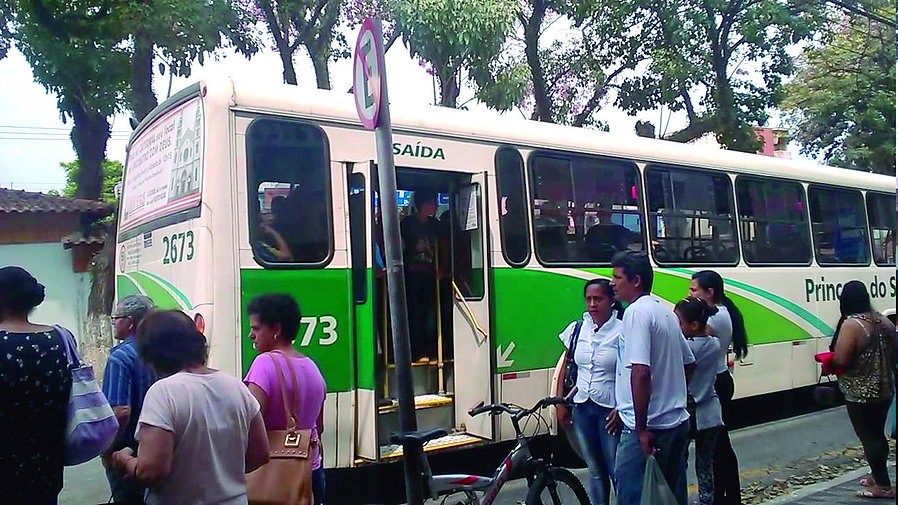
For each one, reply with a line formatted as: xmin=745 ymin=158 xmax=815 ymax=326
xmin=246 ymin=351 xmax=315 ymax=505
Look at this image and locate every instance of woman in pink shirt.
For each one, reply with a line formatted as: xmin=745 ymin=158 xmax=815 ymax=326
xmin=244 ymin=294 xmax=327 ymax=505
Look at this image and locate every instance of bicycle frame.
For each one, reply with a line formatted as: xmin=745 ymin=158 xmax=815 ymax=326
xmin=426 ymin=432 xmax=535 ymax=505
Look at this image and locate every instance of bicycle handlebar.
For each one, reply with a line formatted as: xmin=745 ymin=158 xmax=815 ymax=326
xmin=467 ymin=389 xmax=575 ymax=421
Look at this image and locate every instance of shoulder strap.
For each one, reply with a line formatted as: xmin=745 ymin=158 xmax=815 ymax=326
xmin=268 ymin=351 xmax=299 ymax=430
xmin=567 ymin=319 xmax=584 ymax=360
xmin=53 ymin=324 xmax=81 ymax=367
xmin=849 ymin=317 xmax=873 ymax=339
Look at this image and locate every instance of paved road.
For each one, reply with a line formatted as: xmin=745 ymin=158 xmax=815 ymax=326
xmin=60 ymin=407 xmax=859 ymax=504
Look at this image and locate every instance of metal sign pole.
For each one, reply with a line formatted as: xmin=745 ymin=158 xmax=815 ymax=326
xmin=359 ymin=18 xmax=424 ymax=505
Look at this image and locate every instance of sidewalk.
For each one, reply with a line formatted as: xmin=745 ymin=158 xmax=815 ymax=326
xmin=759 ymin=463 xmax=896 ymax=505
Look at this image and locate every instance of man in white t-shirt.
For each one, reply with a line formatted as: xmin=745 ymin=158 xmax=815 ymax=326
xmin=611 ymin=251 xmax=696 ymax=505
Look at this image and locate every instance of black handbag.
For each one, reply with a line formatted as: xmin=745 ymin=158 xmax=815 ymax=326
xmin=562 ymin=320 xmax=584 ymax=401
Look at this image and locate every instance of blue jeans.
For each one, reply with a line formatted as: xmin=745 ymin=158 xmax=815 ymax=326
xmin=614 ymin=421 xmax=690 ymax=505
xmin=572 ymin=401 xmax=619 ymax=505
xmin=313 ymin=467 xmax=326 ymax=505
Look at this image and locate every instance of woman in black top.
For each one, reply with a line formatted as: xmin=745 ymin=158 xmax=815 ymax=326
xmin=0 ymin=266 xmax=72 ymax=505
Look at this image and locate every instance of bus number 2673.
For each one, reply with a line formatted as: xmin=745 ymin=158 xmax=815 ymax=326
xmin=162 ymin=231 xmax=195 ymax=264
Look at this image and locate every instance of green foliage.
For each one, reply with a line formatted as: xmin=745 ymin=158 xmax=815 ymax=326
xmin=606 ymin=0 xmax=823 ymax=151
xmin=390 ymin=0 xmax=518 ymax=107
xmin=61 ymin=159 xmax=124 ymax=203
xmin=782 ymin=2 xmax=895 ymax=175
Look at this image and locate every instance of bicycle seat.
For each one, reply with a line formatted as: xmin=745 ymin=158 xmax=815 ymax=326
xmin=389 ymin=428 xmax=448 ymax=446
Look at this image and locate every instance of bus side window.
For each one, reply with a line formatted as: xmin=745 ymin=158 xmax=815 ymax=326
xmin=735 ymin=177 xmax=811 ymax=265
xmin=495 ymin=148 xmax=530 ymax=266
xmin=529 ymin=154 xmax=645 ymax=265
xmin=246 ymin=119 xmax=332 ymax=266
xmin=865 ymin=192 xmax=895 ymax=266
xmin=645 ymin=165 xmax=739 ymax=265
xmin=808 ymin=186 xmax=869 ymax=265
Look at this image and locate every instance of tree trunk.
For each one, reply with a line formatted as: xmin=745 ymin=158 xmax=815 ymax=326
xmin=279 ymin=46 xmax=298 ymax=85
xmin=130 ymin=32 xmax=157 ymax=121
xmin=711 ymin=57 xmax=756 ymax=152
xmin=523 ymin=0 xmax=552 ymax=122
xmin=309 ymin=50 xmax=331 ymax=90
xmin=70 ymin=104 xmax=110 ymax=201
xmin=438 ymin=72 xmax=460 ymax=108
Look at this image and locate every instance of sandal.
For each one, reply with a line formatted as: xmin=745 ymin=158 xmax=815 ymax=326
xmin=859 ymin=476 xmax=876 ymax=487
xmin=856 ymin=487 xmax=896 ymax=499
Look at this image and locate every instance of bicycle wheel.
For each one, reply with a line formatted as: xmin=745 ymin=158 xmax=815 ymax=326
xmin=524 ymin=467 xmax=590 ymax=505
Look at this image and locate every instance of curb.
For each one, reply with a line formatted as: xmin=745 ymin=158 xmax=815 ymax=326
xmin=757 ymin=462 xmax=896 ymax=505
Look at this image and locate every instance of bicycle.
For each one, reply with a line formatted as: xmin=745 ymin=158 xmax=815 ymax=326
xmin=391 ymin=392 xmax=590 ymax=505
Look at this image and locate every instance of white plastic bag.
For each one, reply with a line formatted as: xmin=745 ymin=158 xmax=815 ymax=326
xmin=640 ymin=455 xmax=678 ymax=505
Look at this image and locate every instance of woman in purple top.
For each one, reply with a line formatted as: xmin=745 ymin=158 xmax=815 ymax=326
xmin=244 ymin=294 xmax=328 ymax=505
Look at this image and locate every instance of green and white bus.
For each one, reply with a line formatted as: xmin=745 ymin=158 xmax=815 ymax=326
xmin=115 ymin=77 xmax=895 ymax=490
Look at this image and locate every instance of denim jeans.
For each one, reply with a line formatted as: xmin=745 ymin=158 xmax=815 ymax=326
xmin=312 ymin=467 xmax=326 ymax=505
xmin=572 ymin=400 xmax=619 ymax=505
xmin=614 ymin=421 xmax=690 ymax=505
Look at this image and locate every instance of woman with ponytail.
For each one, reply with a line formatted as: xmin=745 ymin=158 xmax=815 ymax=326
xmin=689 ymin=270 xmax=747 ymax=505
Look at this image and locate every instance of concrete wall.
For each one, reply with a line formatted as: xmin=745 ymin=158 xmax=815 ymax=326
xmin=0 ymin=242 xmax=90 ymax=341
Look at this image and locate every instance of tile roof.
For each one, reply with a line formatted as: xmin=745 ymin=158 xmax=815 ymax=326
xmin=0 ymin=188 xmax=114 ymax=215
xmin=62 ymin=229 xmax=109 ymax=249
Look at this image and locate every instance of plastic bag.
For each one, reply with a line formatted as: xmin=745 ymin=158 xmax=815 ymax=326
xmin=886 ymin=394 xmax=896 ymax=440
xmin=640 ymin=455 xmax=678 ymax=505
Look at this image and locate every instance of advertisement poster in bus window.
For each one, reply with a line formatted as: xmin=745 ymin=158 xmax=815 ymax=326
xmin=121 ymin=97 xmax=204 ymax=232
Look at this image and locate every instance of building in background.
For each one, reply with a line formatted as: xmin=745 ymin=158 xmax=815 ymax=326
xmin=691 ymin=127 xmax=792 ymax=159
xmin=0 ymin=188 xmax=112 ymax=338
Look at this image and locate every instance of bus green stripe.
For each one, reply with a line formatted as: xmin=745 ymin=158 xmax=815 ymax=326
xmin=128 ymin=272 xmax=182 ymax=310
xmin=139 ymin=270 xmax=193 ymax=310
xmin=666 ymin=267 xmax=833 ymax=335
xmin=116 ymin=275 xmax=143 ymax=299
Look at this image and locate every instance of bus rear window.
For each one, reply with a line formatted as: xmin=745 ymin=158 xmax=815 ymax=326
xmin=119 ymin=96 xmax=204 ymax=239
xmin=246 ymin=118 xmax=332 ymax=266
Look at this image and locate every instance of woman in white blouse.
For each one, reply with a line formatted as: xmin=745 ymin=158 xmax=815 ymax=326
xmin=558 ymin=278 xmax=624 ymax=505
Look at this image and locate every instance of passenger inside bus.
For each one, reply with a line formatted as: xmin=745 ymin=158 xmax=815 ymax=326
xmin=400 ymin=190 xmax=448 ymax=361
xmin=584 ymin=208 xmax=636 ymax=261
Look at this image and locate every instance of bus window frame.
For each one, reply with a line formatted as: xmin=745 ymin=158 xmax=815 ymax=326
xmin=526 ymin=149 xmax=647 ymax=268
xmin=244 ymin=116 xmax=335 ymax=270
xmin=494 ymin=146 xmax=531 ymax=268
xmin=864 ymin=191 xmax=896 ymax=267
xmin=733 ymin=174 xmax=813 ymax=267
xmin=644 ymin=163 xmax=741 ymax=267
xmin=806 ymin=183 xmax=872 ymax=268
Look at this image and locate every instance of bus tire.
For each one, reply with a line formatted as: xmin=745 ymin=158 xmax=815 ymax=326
xmin=524 ymin=467 xmax=590 ymax=505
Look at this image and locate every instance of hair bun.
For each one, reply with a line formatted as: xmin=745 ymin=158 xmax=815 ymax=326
xmin=22 ymin=280 xmax=46 ymax=307
xmin=0 ymin=266 xmax=46 ymax=313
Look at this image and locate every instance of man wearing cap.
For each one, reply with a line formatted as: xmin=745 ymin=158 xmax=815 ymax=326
xmin=101 ymin=295 xmax=156 ymax=504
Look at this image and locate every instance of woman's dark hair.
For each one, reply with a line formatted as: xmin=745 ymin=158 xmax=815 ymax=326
xmin=247 ymin=293 xmax=302 ymax=342
xmin=137 ymin=310 xmax=208 ymax=375
xmin=692 ymin=270 xmax=749 ymax=359
xmin=584 ymin=278 xmax=625 ymax=320
xmin=830 ymin=280 xmax=873 ymax=352
xmin=611 ymin=251 xmax=653 ymax=292
xmin=0 ymin=266 xmax=46 ymax=317
xmin=675 ymin=296 xmax=719 ymax=331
